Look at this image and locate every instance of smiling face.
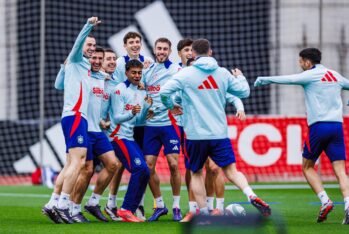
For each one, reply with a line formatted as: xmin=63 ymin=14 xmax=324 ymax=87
xmin=83 ymin=37 xmax=96 ymax=58
xmin=124 ymin=36 xmax=142 ymax=58
xmin=89 ymin=51 xmax=104 ymax=72
xmin=102 ymin=51 xmax=117 ymax=73
xmin=126 ymin=66 xmax=142 ymax=86
xmin=154 ymin=41 xmax=171 ymax=63
xmin=178 ymin=45 xmax=192 ymax=65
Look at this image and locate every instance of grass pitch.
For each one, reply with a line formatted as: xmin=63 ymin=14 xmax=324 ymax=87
xmin=0 ymin=184 xmax=348 ymax=233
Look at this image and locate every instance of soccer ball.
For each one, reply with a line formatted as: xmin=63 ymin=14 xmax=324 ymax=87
xmin=225 ymin=203 xmax=246 ymax=217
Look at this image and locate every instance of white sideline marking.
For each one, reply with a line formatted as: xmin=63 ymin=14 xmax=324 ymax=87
xmin=0 ymin=193 xmax=123 ymax=200
xmin=0 ymin=184 xmax=339 ymax=199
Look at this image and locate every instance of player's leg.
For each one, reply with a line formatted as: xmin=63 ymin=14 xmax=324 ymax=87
xmin=112 ymin=138 xmax=149 ymax=222
xmin=106 ymin=160 xmax=124 ymax=221
xmin=210 ymin=138 xmax=271 ymax=217
xmin=70 ymin=159 xmax=94 ymax=223
xmin=133 ymin=126 xmax=147 ymax=219
xmin=324 ymin=123 xmax=349 ymax=224
xmin=302 ymin=123 xmax=333 ymax=222
xmin=163 ymin=125 xmax=182 ymax=221
xmin=332 ymin=160 xmax=349 ymax=224
xmin=181 ymin=126 xmax=198 ymax=222
xmin=54 ymin=115 xmax=88 ymax=224
xmin=144 ymin=126 xmax=168 ymax=221
xmin=206 ymin=158 xmax=225 ymax=215
xmin=85 ymin=134 xmax=117 ymax=222
xmin=42 ymin=154 xmax=71 ymax=224
xmin=205 ymin=159 xmax=215 ymax=212
xmin=186 ymin=139 xmax=210 ymax=214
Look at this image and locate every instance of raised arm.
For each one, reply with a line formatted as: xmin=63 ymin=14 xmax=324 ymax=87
xmin=67 ymin=17 xmax=100 ymax=63
xmin=54 ymin=64 xmax=65 ymax=90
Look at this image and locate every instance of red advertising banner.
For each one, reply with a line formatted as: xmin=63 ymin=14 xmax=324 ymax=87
xmin=152 ymin=116 xmax=349 ymax=182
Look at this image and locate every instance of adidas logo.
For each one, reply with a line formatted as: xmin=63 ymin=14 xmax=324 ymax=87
xmin=172 ymin=145 xmax=179 ymax=150
xmin=321 ymin=71 xmax=337 ymax=82
xmin=198 ymin=75 xmax=219 ymax=90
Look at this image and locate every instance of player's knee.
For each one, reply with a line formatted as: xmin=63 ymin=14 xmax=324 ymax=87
xmin=208 ymin=166 xmax=220 ymax=176
xmin=169 ymin=162 xmax=179 ymax=174
xmin=146 ymin=160 xmax=155 ymax=171
xmin=106 ymin=161 xmax=117 ymax=174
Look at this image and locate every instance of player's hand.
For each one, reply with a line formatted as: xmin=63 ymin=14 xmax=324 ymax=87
xmin=100 ymin=120 xmax=111 ymax=129
xmin=132 ymin=104 xmax=141 ymax=115
xmin=88 ymin=16 xmax=101 ymax=26
xmin=138 ymin=82 xmax=145 ymax=90
xmin=146 ymin=109 xmax=155 ymax=119
xmin=170 ymin=104 xmax=183 ymax=116
xmin=254 ymin=78 xmax=269 ymax=87
xmin=145 ymin=95 xmax=153 ymax=106
xmin=143 ymin=60 xmax=152 ymax=69
xmin=231 ymin=68 xmax=243 ymax=77
xmin=236 ymin=110 xmax=246 ymax=121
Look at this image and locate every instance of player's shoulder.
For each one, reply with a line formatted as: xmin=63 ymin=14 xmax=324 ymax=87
xmin=114 ymin=82 xmax=127 ymax=95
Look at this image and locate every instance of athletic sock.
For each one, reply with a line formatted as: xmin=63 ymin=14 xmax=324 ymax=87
xmin=45 ymin=193 xmax=59 ymax=209
xmin=87 ymin=193 xmax=101 ymax=207
xmin=344 ymin=197 xmax=349 ymax=210
xmin=155 ymin=196 xmax=165 ymax=208
xmin=173 ymin=196 xmax=180 ymax=209
xmin=71 ymin=202 xmax=81 ymax=216
xmin=189 ymin=201 xmax=198 ymax=213
xmin=242 ymin=186 xmax=257 ymax=201
xmin=107 ymin=194 xmax=117 ymax=209
xmin=206 ymin=197 xmax=214 ymax=211
xmin=216 ymin=198 xmax=225 ymax=212
xmin=317 ymin=191 xmax=330 ymax=206
xmin=57 ymin=192 xmax=70 ymax=209
xmin=200 ymin=207 xmax=209 ymax=215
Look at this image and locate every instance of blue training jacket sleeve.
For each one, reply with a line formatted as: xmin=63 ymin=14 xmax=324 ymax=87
xmin=254 ymin=72 xmax=310 ymax=87
xmin=160 ymin=78 xmax=183 ymax=109
xmin=227 ymin=74 xmax=250 ymax=98
xmin=339 ymin=75 xmax=349 ymax=90
xmin=54 ymin=64 xmax=65 ymax=90
xmin=110 ymin=88 xmax=135 ymax=123
xmin=67 ymin=22 xmax=93 ymax=63
xmin=226 ymin=94 xmax=244 ymax=111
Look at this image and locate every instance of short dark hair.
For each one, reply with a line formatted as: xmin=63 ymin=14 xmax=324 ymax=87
xmin=123 ymin=31 xmax=142 ymax=44
xmin=177 ymin=38 xmax=193 ymax=51
xmin=125 ymin=59 xmax=143 ymax=71
xmin=94 ymin=46 xmax=104 ymax=54
xmin=155 ymin=37 xmax=172 ymax=48
xmin=186 ymin=58 xmax=195 ymax=67
xmin=299 ymin=48 xmax=321 ymax=64
xmin=87 ymin=33 xmax=95 ymax=39
xmin=192 ymin=39 xmax=210 ymax=55
xmin=104 ymin=48 xmax=115 ymax=54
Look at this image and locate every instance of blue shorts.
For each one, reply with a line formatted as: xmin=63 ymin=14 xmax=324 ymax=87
xmin=133 ymin=126 xmax=145 ymax=150
xmin=111 ymin=138 xmax=148 ymax=173
xmin=61 ymin=115 xmax=88 ymax=152
xmin=143 ymin=126 xmax=180 ymax=156
xmin=303 ymin=122 xmax=346 ymax=162
xmin=186 ymin=138 xmax=236 ymax=173
xmin=86 ymin=132 xmax=114 ymax=161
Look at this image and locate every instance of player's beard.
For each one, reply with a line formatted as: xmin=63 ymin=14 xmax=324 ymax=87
xmin=156 ymin=54 xmax=169 ymax=63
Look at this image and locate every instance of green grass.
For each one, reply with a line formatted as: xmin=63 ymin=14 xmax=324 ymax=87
xmin=0 ymin=184 xmax=348 ymax=233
